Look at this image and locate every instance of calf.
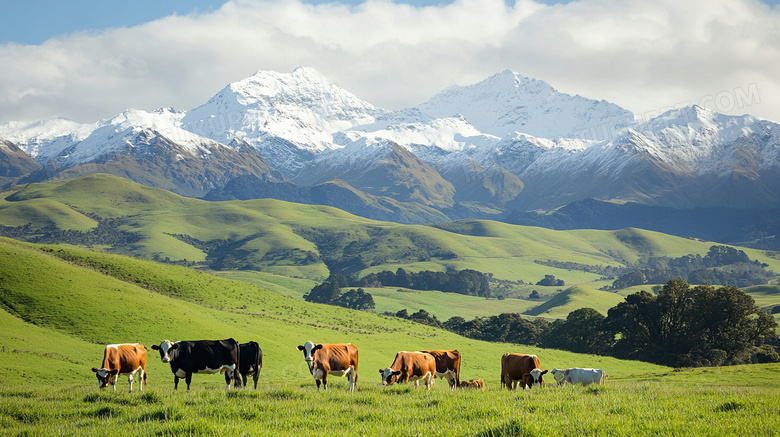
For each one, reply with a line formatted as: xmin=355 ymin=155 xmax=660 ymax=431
xmin=91 ymin=343 xmax=147 ymax=392
xmin=562 ymin=367 xmax=605 ymax=386
xmin=500 ymin=353 xmax=546 ymax=390
xmin=239 ymin=341 xmax=263 ymax=389
xmin=458 ymin=379 xmax=485 ymax=390
xmin=152 ymin=339 xmax=241 ymax=390
xmin=379 ymin=351 xmax=437 ymax=393
xmin=418 ymin=349 xmax=461 ymax=390
xmin=297 ymin=341 xmax=359 ymax=392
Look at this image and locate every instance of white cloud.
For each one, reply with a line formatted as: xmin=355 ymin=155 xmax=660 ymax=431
xmin=0 ymin=0 xmax=778 ymax=124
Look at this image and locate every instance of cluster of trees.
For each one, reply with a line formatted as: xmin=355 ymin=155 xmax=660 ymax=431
xmin=609 ymin=245 xmax=773 ymax=289
xmin=402 ymin=280 xmax=778 ymax=367
xmin=331 ymin=268 xmax=491 ymax=298
xmin=0 ymin=216 xmax=141 ymax=248
xmin=535 ymin=274 xmax=565 ymax=286
xmin=303 ymin=281 xmax=375 ymax=310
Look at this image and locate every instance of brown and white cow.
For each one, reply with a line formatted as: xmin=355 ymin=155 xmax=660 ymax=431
xmin=418 ymin=349 xmax=461 ymax=390
xmin=500 ymin=353 xmax=547 ymax=390
xmin=297 ymin=341 xmax=358 ymax=392
xmin=458 ymin=379 xmax=485 ymax=390
xmin=91 ymin=343 xmax=147 ymax=392
xmin=379 ymin=351 xmax=437 ymax=393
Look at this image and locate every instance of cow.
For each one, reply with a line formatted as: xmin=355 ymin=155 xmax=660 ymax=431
xmin=500 ymin=353 xmax=547 ymax=390
xmin=561 ymin=367 xmax=605 ymax=386
xmin=550 ymin=368 xmax=566 ymax=386
xmin=239 ymin=341 xmax=263 ymax=389
xmin=152 ymin=339 xmax=241 ymax=390
xmin=418 ymin=349 xmax=461 ymax=390
xmin=458 ymin=379 xmax=485 ymax=390
xmin=91 ymin=343 xmax=147 ymax=392
xmin=297 ymin=341 xmax=358 ymax=392
xmin=379 ymin=351 xmax=437 ymax=393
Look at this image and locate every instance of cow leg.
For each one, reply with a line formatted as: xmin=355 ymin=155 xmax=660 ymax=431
xmin=253 ymin=371 xmax=259 ymax=390
xmin=225 ymin=371 xmax=231 ymax=390
xmin=141 ymin=369 xmax=147 ymax=391
xmin=185 ymin=373 xmax=192 ymax=391
xmin=315 ymin=379 xmax=322 ymax=391
xmin=174 ymin=376 xmax=180 ymax=390
xmin=322 ymin=373 xmax=328 ymax=391
xmin=347 ymin=370 xmax=355 ymax=393
xmin=127 ymin=374 xmax=134 ymax=393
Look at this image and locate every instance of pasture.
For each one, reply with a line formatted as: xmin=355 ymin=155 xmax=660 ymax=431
xmin=2 ymin=365 xmax=779 ymax=436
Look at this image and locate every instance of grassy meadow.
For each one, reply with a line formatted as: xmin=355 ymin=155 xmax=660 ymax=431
xmin=1 ymin=172 xmax=780 ymax=435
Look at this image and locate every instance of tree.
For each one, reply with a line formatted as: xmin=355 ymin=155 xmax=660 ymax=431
xmin=304 ymin=281 xmax=341 ymax=304
xmin=335 ymin=288 xmax=375 ymax=310
xmin=542 ymin=308 xmax=613 ymax=354
xmin=536 ymin=274 xmax=564 ymax=286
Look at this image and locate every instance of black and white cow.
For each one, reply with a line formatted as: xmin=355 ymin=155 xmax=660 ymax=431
xmin=239 ymin=341 xmax=263 ymax=389
xmin=152 ymin=339 xmax=241 ymax=390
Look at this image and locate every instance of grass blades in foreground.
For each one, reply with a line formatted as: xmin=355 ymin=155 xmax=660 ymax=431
xmin=1 ymin=379 xmax=778 ymax=436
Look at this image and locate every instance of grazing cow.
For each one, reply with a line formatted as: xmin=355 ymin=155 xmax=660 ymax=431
xmin=379 ymin=351 xmax=437 ymax=393
xmin=239 ymin=341 xmax=263 ymax=389
xmin=500 ymin=353 xmax=547 ymax=390
xmin=418 ymin=349 xmax=461 ymax=390
xmin=561 ymin=367 xmax=605 ymax=386
xmin=297 ymin=341 xmax=359 ymax=392
xmin=550 ymin=368 xmax=566 ymax=386
xmin=458 ymin=379 xmax=485 ymax=390
xmin=91 ymin=343 xmax=147 ymax=392
xmin=152 ymin=339 xmax=241 ymax=390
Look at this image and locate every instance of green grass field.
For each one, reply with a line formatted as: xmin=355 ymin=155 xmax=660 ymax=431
xmin=1 ymin=219 xmax=779 ymax=435
xmin=2 ymin=367 xmax=779 ymax=436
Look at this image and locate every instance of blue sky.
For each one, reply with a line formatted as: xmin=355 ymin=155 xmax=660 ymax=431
xmin=2 ymin=0 xmax=572 ymax=45
xmin=1 ymin=0 xmax=779 ymax=124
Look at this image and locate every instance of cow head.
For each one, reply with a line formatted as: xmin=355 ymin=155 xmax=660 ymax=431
xmin=379 ymin=368 xmax=402 ymax=386
xmin=523 ymin=368 xmax=548 ymax=388
xmin=151 ymin=340 xmax=179 ymax=363
xmin=91 ymin=367 xmax=119 ymax=388
xmin=550 ymin=368 xmax=565 ymax=386
xmin=297 ymin=341 xmax=323 ymax=363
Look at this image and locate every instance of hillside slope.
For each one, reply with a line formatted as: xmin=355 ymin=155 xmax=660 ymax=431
xmin=0 ymin=238 xmax=669 ymax=388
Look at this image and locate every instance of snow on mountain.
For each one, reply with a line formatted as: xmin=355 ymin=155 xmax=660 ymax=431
xmin=414 ymin=70 xmax=635 ymax=140
xmin=182 ymin=67 xmax=385 ymax=173
xmin=0 ymin=117 xmax=95 ymax=161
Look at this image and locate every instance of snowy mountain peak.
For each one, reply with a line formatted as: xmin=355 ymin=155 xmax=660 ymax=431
xmin=415 ymin=70 xmax=634 ymax=140
xmin=180 ymin=68 xmax=384 ymax=171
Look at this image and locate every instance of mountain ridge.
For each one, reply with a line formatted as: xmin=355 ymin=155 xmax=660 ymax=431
xmin=1 ymin=67 xmax=779 ymax=241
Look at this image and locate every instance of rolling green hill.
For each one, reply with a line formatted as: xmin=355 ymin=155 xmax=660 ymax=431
xmin=0 ymin=237 xmax=669 ymax=389
xmin=1 ymin=174 xmax=779 ymax=324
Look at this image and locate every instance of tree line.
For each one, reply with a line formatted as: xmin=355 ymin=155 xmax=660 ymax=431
xmin=395 ymin=279 xmax=778 ymax=368
xmin=608 ymin=245 xmax=773 ymax=289
xmin=325 ymin=268 xmax=491 ymax=298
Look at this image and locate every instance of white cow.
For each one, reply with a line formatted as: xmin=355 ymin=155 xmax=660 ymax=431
xmin=561 ymin=367 xmax=605 ymax=386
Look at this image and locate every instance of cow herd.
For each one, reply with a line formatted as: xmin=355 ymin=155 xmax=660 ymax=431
xmin=91 ymin=339 xmax=604 ymax=393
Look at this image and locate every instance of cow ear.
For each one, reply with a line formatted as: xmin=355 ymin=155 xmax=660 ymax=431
xmin=91 ymin=367 xmax=99 ymax=373
xmin=313 ymin=344 xmax=323 ymax=352
xmin=392 ymin=370 xmax=402 ymax=376
xmin=523 ymin=373 xmax=531 ymax=378
xmin=378 ymin=369 xmax=384 ymax=374
xmin=297 ymin=345 xmax=305 ymax=351
xmin=170 ymin=343 xmax=179 ymax=350
xmin=151 ymin=345 xmax=160 ymax=350
xmin=541 ymin=369 xmax=548 ymax=375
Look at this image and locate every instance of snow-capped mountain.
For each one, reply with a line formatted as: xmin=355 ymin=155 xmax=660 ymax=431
xmin=2 ymin=67 xmax=780 ymax=224
xmin=181 ymin=67 xmax=384 ymax=174
xmin=414 ymin=70 xmax=635 ymax=139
